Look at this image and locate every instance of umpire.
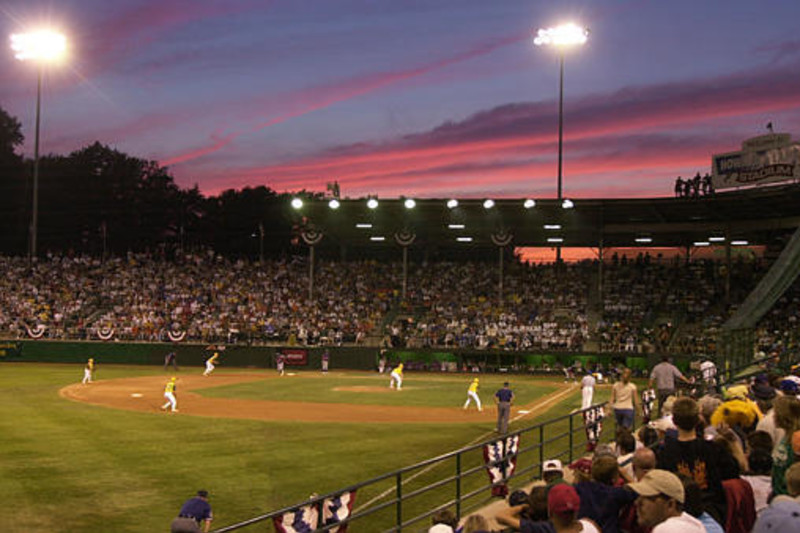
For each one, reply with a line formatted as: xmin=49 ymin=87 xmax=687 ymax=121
xmin=494 ymin=382 xmax=515 ymax=433
xmin=172 ymin=490 xmax=213 ymax=533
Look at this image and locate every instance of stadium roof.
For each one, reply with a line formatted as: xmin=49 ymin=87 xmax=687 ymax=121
xmin=292 ymin=183 xmax=800 ymax=250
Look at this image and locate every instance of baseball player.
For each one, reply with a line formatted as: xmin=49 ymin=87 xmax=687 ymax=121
xmin=277 ymin=354 xmax=285 ymax=376
xmin=581 ymin=370 xmax=596 ymax=410
xmin=82 ymin=358 xmax=95 ymax=384
xmin=203 ymin=352 xmax=219 ymax=377
xmin=463 ymin=377 xmax=482 ymax=411
xmin=162 ymin=377 xmax=178 ymax=412
xmin=389 ymin=363 xmax=403 ymax=390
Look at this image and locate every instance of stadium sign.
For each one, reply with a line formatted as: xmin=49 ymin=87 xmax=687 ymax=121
xmin=712 ymin=133 xmax=800 ymax=190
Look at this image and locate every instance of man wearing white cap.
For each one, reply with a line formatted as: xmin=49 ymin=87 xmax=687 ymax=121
xmin=629 ymin=469 xmax=705 ymax=532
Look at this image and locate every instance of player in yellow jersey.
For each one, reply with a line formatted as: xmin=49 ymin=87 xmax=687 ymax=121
xmin=203 ymin=352 xmax=219 ymax=377
xmin=389 ymin=363 xmax=403 ymax=390
xmin=81 ymin=358 xmax=95 ymax=384
xmin=463 ymin=377 xmax=482 ymax=411
xmin=162 ymin=377 xmax=178 ymax=412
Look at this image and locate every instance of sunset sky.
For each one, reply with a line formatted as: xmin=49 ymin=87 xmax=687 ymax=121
xmin=2 ymin=0 xmax=800 ymax=200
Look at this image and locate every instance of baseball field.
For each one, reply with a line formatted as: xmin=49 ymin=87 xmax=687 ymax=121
xmin=0 ymin=362 xmax=609 ymax=532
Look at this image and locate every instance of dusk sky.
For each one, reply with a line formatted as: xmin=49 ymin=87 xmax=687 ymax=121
xmin=2 ymin=0 xmax=800 ymax=200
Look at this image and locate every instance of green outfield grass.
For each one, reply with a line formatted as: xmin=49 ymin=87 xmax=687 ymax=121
xmin=0 ymin=363 xmax=612 ymax=533
xmin=197 ymin=371 xmax=559 ymax=407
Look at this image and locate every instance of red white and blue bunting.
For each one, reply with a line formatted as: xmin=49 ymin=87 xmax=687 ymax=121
xmin=167 ymin=329 xmax=186 ymax=342
xmin=26 ymin=324 xmax=47 ymax=339
xmin=483 ymin=434 xmax=520 ymax=497
xmin=582 ymin=405 xmax=605 ymax=452
xmin=97 ymin=327 xmax=115 ymax=341
xmin=273 ymin=490 xmax=356 ymax=533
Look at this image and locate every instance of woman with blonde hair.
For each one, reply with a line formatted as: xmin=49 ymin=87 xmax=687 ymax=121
xmin=771 ymin=395 xmax=800 ymax=496
xmin=460 ymin=513 xmax=491 ymax=533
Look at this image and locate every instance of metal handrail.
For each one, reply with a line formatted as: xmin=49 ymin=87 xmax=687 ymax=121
xmin=211 ymin=400 xmax=608 ymax=532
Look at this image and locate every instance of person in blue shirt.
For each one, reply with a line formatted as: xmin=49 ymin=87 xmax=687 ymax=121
xmin=171 ymin=490 xmax=213 ymax=533
xmin=494 ymin=382 xmax=515 ymax=433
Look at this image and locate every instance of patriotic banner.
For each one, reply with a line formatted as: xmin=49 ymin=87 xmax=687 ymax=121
xmin=273 ymin=503 xmax=318 ymax=533
xmin=273 ymin=490 xmax=357 ymax=533
xmin=483 ymin=435 xmax=520 ymax=497
xmin=167 ymin=329 xmax=186 ymax=342
xmin=320 ymin=490 xmax=356 ymax=533
xmin=641 ymin=389 xmax=656 ymax=424
xmin=582 ymin=406 xmax=605 ymax=452
xmin=25 ymin=324 xmax=46 ymax=339
xmin=97 ymin=326 xmax=115 ymax=341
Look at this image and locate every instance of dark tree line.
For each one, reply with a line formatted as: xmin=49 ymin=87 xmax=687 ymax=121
xmin=0 ymin=105 xmax=304 ymax=258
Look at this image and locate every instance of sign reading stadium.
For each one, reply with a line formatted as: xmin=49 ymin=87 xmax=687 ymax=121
xmin=711 ymin=133 xmax=800 ymax=191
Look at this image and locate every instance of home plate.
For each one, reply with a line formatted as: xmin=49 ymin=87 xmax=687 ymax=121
xmin=131 ymin=393 xmax=143 ymax=398
xmin=287 ymin=372 xmax=297 ymax=376
xmin=517 ymin=410 xmax=530 ymax=414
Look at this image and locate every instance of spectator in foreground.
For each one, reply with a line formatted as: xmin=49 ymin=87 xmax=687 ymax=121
xmin=742 ymin=447 xmax=774 ymax=514
xmin=679 ymin=474 xmax=724 ymax=533
xmin=574 ymin=455 xmax=637 ymax=533
xmin=771 ymin=394 xmax=800 ymax=497
xmin=429 ymin=508 xmax=458 ymax=533
xmin=549 ymin=484 xmax=600 ymax=533
xmin=629 ymin=469 xmax=705 ymax=532
xmin=461 ymin=513 xmax=492 ymax=533
xmin=752 ymin=500 xmax=800 ymax=533
xmin=632 ymin=448 xmax=656 ymax=481
xmin=655 ymin=396 xmax=729 ymax=523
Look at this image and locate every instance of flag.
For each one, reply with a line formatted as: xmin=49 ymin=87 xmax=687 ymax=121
xmin=320 ymin=490 xmax=357 ymax=533
xmin=273 ymin=503 xmax=318 ymax=533
xmin=582 ymin=406 xmax=605 ymax=452
xmin=483 ymin=435 xmax=520 ymax=497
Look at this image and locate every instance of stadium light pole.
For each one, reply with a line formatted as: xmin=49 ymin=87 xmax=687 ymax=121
xmin=10 ymin=30 xmax=67 ymax=259
xmin=534 ymin=23 xmax=587 ymax=263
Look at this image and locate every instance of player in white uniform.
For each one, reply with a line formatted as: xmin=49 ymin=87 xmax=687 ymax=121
xmin=389 ymin=363 xmax=403 ymax=390
xmin=463 ymin=378 xmax=482 ymax=411
xmin=82 ymin=358 xmax=95 ymax=384
xmin=203 ymin=352 xmax=219 ymax=377
xmin=161 ymin=377 xmax=178 ymax=412
xmin=581 ymin=371 xmax=596 ymax=410
xmin=700 ymin=358 xmax=717 ymax=392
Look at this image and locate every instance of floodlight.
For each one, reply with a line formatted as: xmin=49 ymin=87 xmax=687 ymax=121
xmin=447 ymin=199 xmax=459 ymax=209
xmin=731 ymin=240 xmax=749 ymax=246
xmin=708 ymin=236 xmax=726 ymax=242
xmin=448 ymin=224 xmax=465 ymax=230
xmin=533 ymin=23 xmax=589 ymax=47
xmin=366 ymin=198 xmax=379 ymax=209
xmin=355 ymin=223 xmax=372 ymax=229
xmin=328 ymin=199 xmax=340 ymax=210
xmin=291 ymin=197 xmax=303 ymax=210
xmin=544 ymin=224 xmax=561 ymax=230
xmin=370 ymin=236 xmax=385 ymax=242
xmin=457 ymin=237 xmax=473 ymax=242
xmin=483 ymin=199 xmax=495 ymax=209
xmin=524 ymin=199 xmax=536 ymax=209
xmin=693 ymin=241 xmax=710 ymax=247
xmin=561 ymin=198 xmax=574 ymax=209
xmin=404 ymin=198 xmax=416 ymax=209
xmin=547 ymin=237 xmax=564 ymax=243
xmin=10 ymin=30 xmax=67 ymax=62
xmin=635 ymin=237 xmax=653 ymax=244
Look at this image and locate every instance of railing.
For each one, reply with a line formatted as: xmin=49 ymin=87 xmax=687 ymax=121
xmin=211 ymin=400 xmax=609 ymax=533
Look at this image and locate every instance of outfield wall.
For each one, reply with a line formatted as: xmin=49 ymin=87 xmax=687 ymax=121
xmin=0 ymin=340 xmax=691 ymax=373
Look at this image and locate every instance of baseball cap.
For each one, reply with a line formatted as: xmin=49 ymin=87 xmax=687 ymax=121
xmin=548 ymin=484 xmax=580 ymax=515
xmin=197 ymin=490 xmax=209 ymax=498
xmin=428 ymin=525 xmax=455 ymax=533
xmin=569 ymin=458 xmax=592 ymax=476
xmin=543 ymin=459 xmax=563 ymax=473
xmin=752 ymin=382 xmax=776 ymax=401
xmin=628 ymin=469 xmax=684 ymax=503
xmin=509 ymin=489 xmax=528 ymax=506
xmin=753 ymin=500 xmax=800 ymax=533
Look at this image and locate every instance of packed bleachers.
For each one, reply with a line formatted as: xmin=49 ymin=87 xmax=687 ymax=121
xmin=1 ymin=252 xmax=797 ymax=358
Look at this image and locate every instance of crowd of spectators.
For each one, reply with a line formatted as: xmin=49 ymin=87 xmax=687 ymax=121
xmin=1 ymin=252 xmax=797 ymax=360
xmin=459 ymin=365 xmax=800 ymax=533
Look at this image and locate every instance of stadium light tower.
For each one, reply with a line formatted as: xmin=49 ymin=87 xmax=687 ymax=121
xmin=10 ymin=29 xmax=67 ymax=259
xmin=534 ymin=23 xmax=588 ymax=202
